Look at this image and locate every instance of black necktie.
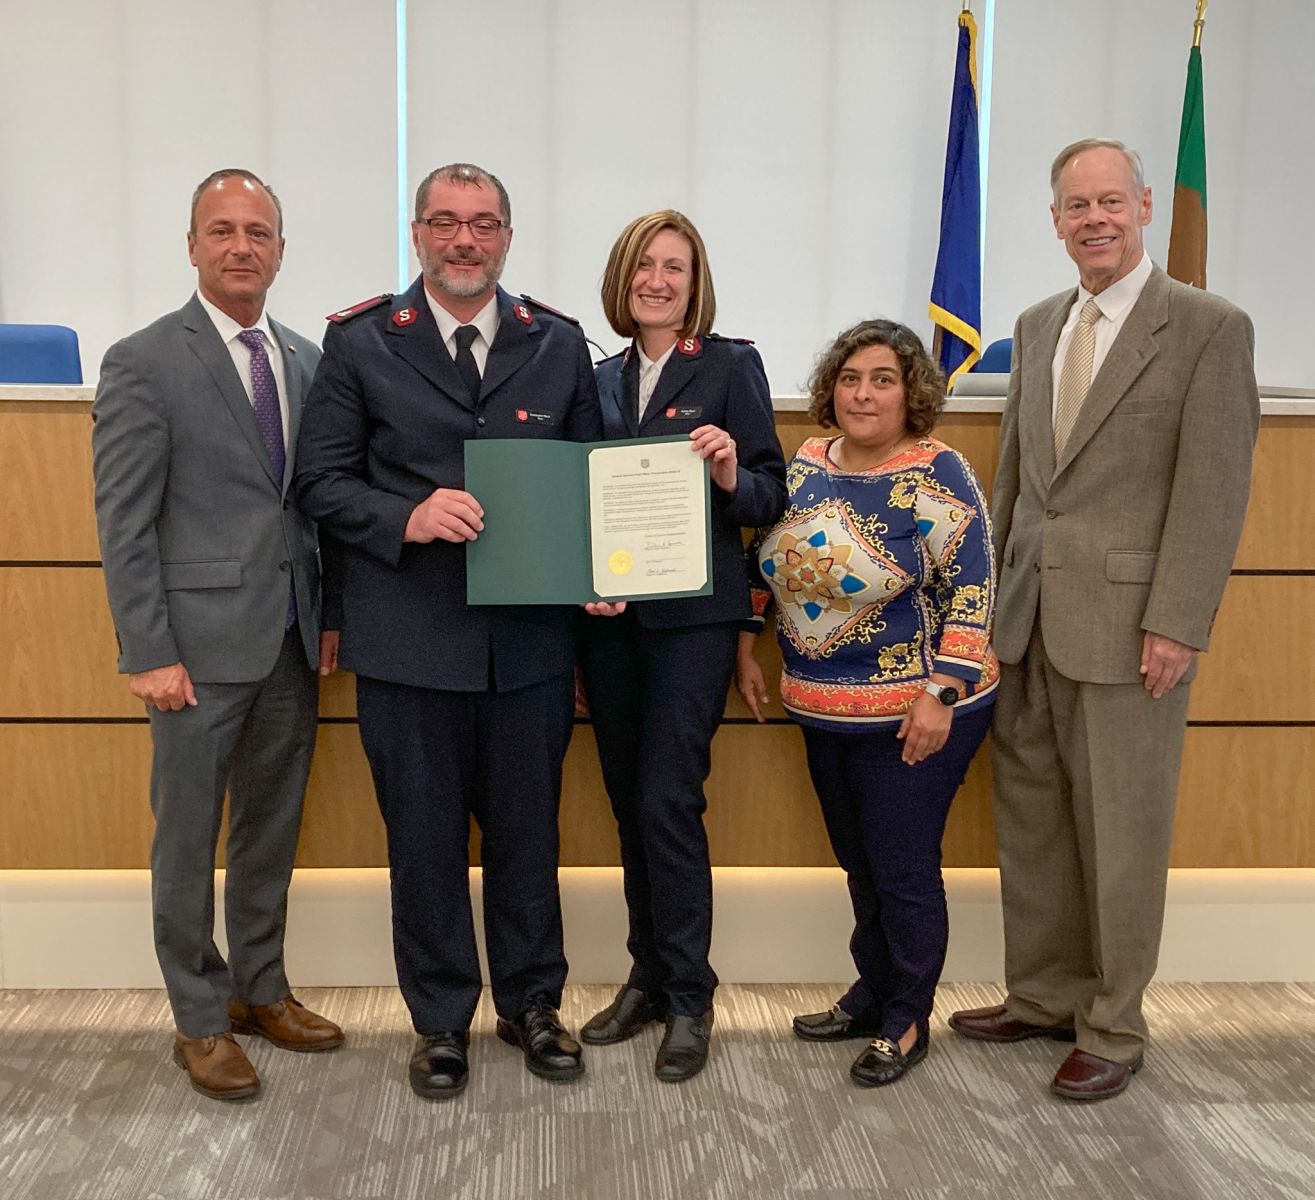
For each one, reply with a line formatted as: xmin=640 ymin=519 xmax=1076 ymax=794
xmin=454 ymin=325 xmax=481 ymax=403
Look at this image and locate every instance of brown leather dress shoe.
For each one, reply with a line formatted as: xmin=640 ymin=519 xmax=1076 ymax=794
xmin=229 ymin=995 xmax=345 ymax=1052
xmin=1050 ymin=1048 xmax=1143 ymax=1101
xmin=173 ymin=1032 xmax=260 ymax=1100
xmin=948 ymin=1004 xmax=1076 ymax=1043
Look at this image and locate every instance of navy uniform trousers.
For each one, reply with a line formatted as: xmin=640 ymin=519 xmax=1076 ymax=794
xmin=579 ymin=611 xmax=739 ymax=1017
xmin=355 ymin=668 xmax=575 ymax=1034
xmin=801 ymin=701 xmax=994 ymax=1042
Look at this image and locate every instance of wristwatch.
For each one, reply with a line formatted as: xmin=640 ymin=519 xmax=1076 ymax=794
xmin=923 ymin=680 xmax=960 ymax=706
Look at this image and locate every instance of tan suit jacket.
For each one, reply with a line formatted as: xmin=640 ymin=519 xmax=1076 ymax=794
xmin=988 ymin=266 xmax=1259 ymax=1057
xmin=992 ymin=266 xmax=1259 ymax=683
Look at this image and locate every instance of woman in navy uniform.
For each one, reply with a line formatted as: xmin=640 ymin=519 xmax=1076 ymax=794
xmin=579 ymin=210 xmax=786 ymax=1080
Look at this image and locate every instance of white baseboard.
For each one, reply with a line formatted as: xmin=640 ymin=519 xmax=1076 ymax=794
xmin=1 ymin=867 xmax=1312 ymax=988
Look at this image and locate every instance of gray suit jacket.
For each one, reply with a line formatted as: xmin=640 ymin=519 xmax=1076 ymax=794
xmin=992 ymin=266 xmax=1259 ymax=683
xmin=93 ymin=294 xmax=323 ymax=682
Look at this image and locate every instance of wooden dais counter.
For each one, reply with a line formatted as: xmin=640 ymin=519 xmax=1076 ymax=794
xmin=2 ymin=385 xmax=1311 ymax=869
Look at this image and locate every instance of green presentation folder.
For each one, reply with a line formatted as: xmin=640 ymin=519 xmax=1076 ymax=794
xmin=464 ymin=435 xmax=713 ymax=605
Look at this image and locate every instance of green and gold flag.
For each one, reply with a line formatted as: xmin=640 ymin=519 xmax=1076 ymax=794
xmin=1167 ymin=38 xmax=1207 ymax=288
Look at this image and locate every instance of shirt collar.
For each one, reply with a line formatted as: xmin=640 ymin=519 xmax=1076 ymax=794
xmin=195 ymin=290 xmax=275 ymax=346
xmin=423 ymin=288 xmax=500 ymax=347
xmin=637 ymin=340 xmax=677 ymax=375
xmin=1077 ymin=252 xmax=1153 ymax=322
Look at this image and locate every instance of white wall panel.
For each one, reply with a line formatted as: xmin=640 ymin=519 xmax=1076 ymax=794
xmin=0 ymin=0 xmax=395 ymax=375
xmin=404 ymin=0 xmax=950 ymax=395
xmin=984 ymin=0 xmax=1315 ymax=386
xmin=1 ymin=1 xmax=1309 ymax=388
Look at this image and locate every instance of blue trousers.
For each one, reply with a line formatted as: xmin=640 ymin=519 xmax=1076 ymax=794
xmin=355 ymin=670 xmax=574 ymax=1033
xmin=802 ymin=701 xmax=993 ymax=1041
xmin=580 ymin=613 xmax=738 ymax=1016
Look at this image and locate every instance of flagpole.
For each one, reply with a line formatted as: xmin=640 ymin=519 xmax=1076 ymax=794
xmin=1193 ymin=0 xmax=1207 ymax=48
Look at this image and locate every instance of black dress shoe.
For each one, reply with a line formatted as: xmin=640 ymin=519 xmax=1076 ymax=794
xmin=850 ymin=1026 xmax=929 ymax=1088
xmin=408 ymin=1031 xmax=468 ymax=1100
xmin=496 ymin=1003 xmax=584 ymax=1081
xmin=654 ymin=1010 xmax=714 ymax=1083
xmin=581 ymin=986 xmax=666 ymax=1045
xmin=792 ymin=1005 xmax=882 ymax=1042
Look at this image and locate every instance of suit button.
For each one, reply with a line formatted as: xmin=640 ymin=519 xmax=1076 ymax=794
xmin=279 ymin=560 xmax=290 ymax=572
xmin=477 ymin=417 xmax=487 ymax=427
xmin=1045 ymin=509 xmax=1059 ymax=519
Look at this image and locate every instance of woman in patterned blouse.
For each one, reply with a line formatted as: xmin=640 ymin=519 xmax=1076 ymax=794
xmin=737 ymin=318 xmax=999 ymax=1087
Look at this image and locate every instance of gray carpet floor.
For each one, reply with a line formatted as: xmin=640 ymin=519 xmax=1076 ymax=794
xmin=1 ymin=983 xmax=1313 ymax=1200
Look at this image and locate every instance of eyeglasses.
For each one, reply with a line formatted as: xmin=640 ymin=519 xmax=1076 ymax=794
xmin=415 ymin=216 xmax=508 ymax=241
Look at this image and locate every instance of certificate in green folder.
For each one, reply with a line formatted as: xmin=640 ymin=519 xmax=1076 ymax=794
xmin=465 ymin=435 xmax=713 ymax=605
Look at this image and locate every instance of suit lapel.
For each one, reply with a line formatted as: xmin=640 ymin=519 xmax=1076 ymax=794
xmin=640 ymin=340 xmax=701 ymax=431
xmin=387 ymin=282 xmax=473 ymax=410
xmin=599 ymin=347 xmax=638 ymax=437
xmin=181 ymin=295 xmax=281 ymax=490
xmin=481 ymin=288 xmax=540 ymax=400
xmin=1055 ymin=268 xmax=1169 ymax=476
xmin=1022 ymin=292 xmax=1072 ymax=485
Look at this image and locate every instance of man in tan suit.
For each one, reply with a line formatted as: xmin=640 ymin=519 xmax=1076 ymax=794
xmin=949 ymin=139 xmax=1258 ymax=1100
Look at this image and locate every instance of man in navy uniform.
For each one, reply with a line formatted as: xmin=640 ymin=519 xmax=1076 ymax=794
xmin=294 ymin=163 xmax=601 ymax=1099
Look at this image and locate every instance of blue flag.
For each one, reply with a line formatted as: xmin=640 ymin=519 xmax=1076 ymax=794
xmin=929 ymin=10 xmax=982 ymax=386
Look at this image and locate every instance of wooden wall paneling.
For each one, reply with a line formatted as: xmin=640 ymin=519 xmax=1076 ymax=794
xmin=1189 ymin=576 xmax=1315 ymax=721
xmin=1233 ymin=419 xmax=1315 ymax=570
xmin=295 ymin=725 xmax=388 ymax=866
xmin=3 ymin=721 xmax=1313 ymax=870
xmin=1172 ymin=728 xmax=1315 ymax=867
xmin=0 ymin=567 xmax=134 ymax=717
xmin=0 ymin=408 xmax=98 ymax=561
xmin=0 ymin=725 xmax=154 ymax=868
xmin=317 ymin=671 xmax=357 ymax=718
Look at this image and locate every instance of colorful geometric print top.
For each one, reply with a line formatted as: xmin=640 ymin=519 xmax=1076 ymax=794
xmin=753 ymin=436 xmax=999 ymax=729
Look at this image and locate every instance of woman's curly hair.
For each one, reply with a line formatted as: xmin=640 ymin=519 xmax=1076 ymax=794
xmin=806 ymin=319 xmax=946 ymax=437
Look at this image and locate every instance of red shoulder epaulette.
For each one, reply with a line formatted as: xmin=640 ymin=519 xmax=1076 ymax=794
xmin=326 ymin=294 xmax=393 ymax=323
xmin=707 ymin=332 xmax=755 ymax=345
xmin=519 ymin=294 xmax=580 ymax=326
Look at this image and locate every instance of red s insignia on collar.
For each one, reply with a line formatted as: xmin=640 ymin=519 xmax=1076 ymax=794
xmin=392 ymin=308 xmax=417 ymax=326
xmin=676 ymin=337 xmax=701 ymax=356
xmin=514 ymin=304 xmax=533 ymax=325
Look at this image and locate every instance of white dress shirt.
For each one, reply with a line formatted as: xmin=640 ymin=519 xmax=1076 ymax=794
xmin=195 ymin=291 xmax=290 ymax=445
xmin=423 ymin=289 xmax=499 ymax=376
xmin=636 ymin=340 xmax=676 ymax=424
xmin=1050 ymin=252 xmax=1154 ymax=418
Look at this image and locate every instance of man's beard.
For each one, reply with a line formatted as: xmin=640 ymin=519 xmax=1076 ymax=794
xmin=422 ymin=244 xmax=507 ymax=299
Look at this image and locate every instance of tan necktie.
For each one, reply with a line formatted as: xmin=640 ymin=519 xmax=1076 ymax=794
xmin=1053 ymin=298 xmax=1102 ymax=456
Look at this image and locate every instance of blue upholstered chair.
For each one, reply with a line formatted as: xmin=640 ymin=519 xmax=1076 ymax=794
xmin=973 ymin=337 xmax=1013 ymax=374
xmin=0 ymin=323 xmax=83 ymax=384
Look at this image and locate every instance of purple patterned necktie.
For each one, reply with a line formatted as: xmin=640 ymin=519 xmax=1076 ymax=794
xmin=237 ymin=328 xmax=286 ymax=482
xmin=237 ymin=328 xmax=296 ymax=630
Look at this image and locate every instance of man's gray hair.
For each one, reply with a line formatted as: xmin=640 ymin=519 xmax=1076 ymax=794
xmin=414 ymin=163 xmax=511 ymax=225
xmin=189 ymin=169 xmax=283 ymax=235
xmin=1050 ymin=139 xmax=1145 ymax=199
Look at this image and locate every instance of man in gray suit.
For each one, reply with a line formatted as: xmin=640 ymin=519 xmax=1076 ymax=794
xmin=949 ymin=139 xmax=1258 ymax=1100
xmin=93 ymin=169 xmax=344 ymax=1101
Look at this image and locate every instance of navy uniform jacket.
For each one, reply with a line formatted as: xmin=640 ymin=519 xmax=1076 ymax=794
xmin=595 ymin=335 xmax=786 ymax=628
xmin=293 ymin=281 xmax=602 ymax=692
